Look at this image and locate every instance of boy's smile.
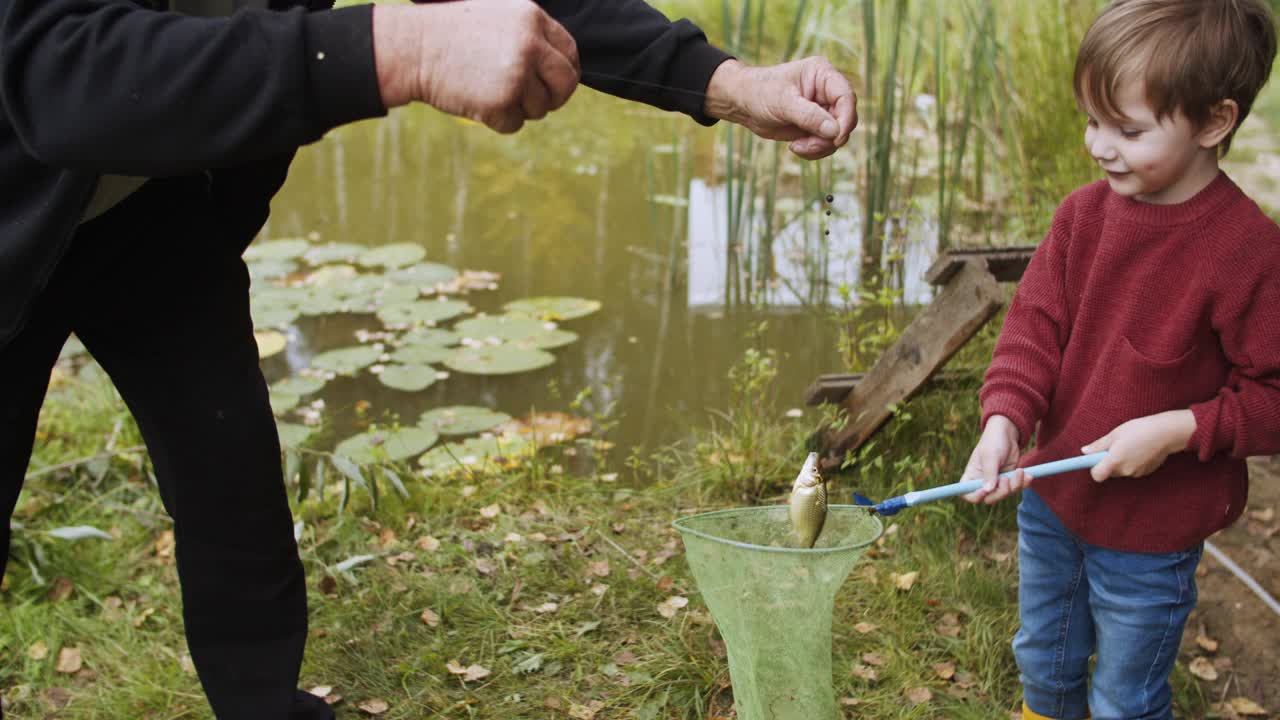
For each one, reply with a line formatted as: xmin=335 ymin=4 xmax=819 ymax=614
xmin=1083 ymin=79 xmax=1223 ymax=205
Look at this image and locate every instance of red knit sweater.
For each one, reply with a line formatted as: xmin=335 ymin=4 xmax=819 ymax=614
xmin=981 ymin=173 xmax=1280 ymax=552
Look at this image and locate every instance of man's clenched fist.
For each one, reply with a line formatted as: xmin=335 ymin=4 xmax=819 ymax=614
xmin=373 ymin=0 xmax=580 ymax=133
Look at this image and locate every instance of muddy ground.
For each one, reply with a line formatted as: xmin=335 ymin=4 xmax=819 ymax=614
xmin=1181 ymin=456 xmax=1280 ymax=717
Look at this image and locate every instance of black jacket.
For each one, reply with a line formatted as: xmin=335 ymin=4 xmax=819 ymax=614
xmin=0 ymin=0 xmax=730 ymax=349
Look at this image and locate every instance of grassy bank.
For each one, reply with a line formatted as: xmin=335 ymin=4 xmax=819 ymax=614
xmin=3 ymin=346 xmax=1214 ymax=719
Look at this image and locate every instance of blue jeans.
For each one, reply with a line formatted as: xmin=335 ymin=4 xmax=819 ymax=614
xmin=1015 ymin=489 xmax=1202 ymax=720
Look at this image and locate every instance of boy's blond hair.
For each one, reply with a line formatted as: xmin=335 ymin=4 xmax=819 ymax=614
xmin=1074 ymin=0 xmax=1277 ymax=154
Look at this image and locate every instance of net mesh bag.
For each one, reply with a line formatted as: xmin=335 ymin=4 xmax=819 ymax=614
xmin=673 ymin=506 xmax=882 ymax=720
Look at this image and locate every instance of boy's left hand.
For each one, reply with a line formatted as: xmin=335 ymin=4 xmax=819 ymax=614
xmin=1081 ymin=410 xmax=1197 ymax=482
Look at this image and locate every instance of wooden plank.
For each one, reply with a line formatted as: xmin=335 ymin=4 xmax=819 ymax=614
xmin=803 ymin=368 xmax=981 ymax=406
xmin=925 ymin=245 xmax=1038 ymax=286
xmin=819 ymin=260 xmax=1005 ymax=471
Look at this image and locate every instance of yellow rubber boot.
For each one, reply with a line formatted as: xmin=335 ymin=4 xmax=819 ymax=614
xmin=1023 ymin=703 xmax=1090 ymax=720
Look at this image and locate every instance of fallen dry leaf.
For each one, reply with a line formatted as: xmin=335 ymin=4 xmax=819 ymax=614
xmin=568 ymin=700 xmax=605 ymax=719
xmin=932 ymin=661 xmax=956 ymax=680
xmin=534 ymin=602 xmax=558 ymax=614
xmin=905 ymin=686 xmax=932 ymax=704
xmin=47 ymin=577 xmax=74 ymax=603
xmin=179 ymin=652 xmax=196 ymax=675
xmin=587 ymin=560 xmax=610 ymax=577
xmin=309 ymin=686 xmax=332 ymax=698
xmin=480 ymin=504 xmax=501 ymax=519
xmin=420 ymin=608 xmax=440 ymax=627
xmin=445 ymin=660 xmax=491 ymax=682
xmin=55 ymin=647 xmax=82 ymax=674
xmin=853 ymin=622 xmax=878 ymax=634
xmin=892 ymin=571 xmax=919 ymax=591
xmin=154 ymin=530 xmax=175 ymax=558
xmin=1227 ymin=697 xmax=1268 ymax=716
xmin=1248 ymin=506 xmax=1274 ymax=523
xmin=28 ymin=641 xmax=48 ymax=661
xmin=590 ymin=583 xmax=608 ymax=597
xmin=655 ymin=575 xmax=674 ymax=592
xmin=656 ymin=596 xmax=689 ymax=618
xmin=415 ymin=536 xmax=441 ymax=552
xmin=851 ymin=663 xmax=878 ymax=681
xmin=1188 ymin=656 xmax=1218 ymax=681
xmin=357 ymin=698 xmax=389 ymax=714
xmin=474 ymin=557 xmax=498 ymax=576
xmin=861 ymin=652 xmax=887 ymax=667
xmin=1195 ymin=630 xmax=1219 ymax=653
xmin=132 ymin=606 xmax=156 ymax=628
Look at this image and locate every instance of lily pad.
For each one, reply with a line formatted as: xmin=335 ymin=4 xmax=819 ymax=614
xmin=417 ymin=434 xmax=535 ymax=477
xmin=296 ymin=288 xmax=348 ymax=317
xmin=311 ymin=345 xmax=382 ymax=375
xmin=271 ymin=375 xmax=327 ymax=397
xmin=419 ymin=406 xmax=512 ymax=436
xmin=59 ymin=335 xmax=88 ymax=360
xmin=400 ymin=328 xmax=460 ymax=346
xmin=377 ymin=364 xmax=438 ymax=392
xmin=304 ymin=243 xmax=364 ymax=265
xmin=454 ymin=316 xmax=552 ymax=343
xmin=305 ymin=264 xmax=360 ymax=287
xmin=376 ymin=300 xmax=473 ymax=328
xmin=443 ymin=345 xmax=555 ymax=375
xmin=387 ymin=262 xmax=460 ymax=287
xmin=512 ymin=329 xmax=578 ymax=350
xmin=454 ymin=315 xmax=577 ymax=349
xmin=255 ymin=331 xmax=288 ymax=359
xmin=335 ymin=426 xmax=439 ymax=464
xmin=502 ymin=296 xmax=602 ymax=321
xmin=252 ymin=304 xmax=300 ymax=329
xmin=276 ymin=422 xmax=316 ymax=448
xmin=247 ymin=260 xmax=298 ymax=282
xmin=357 ymin=243 xmax=426 ymax=269
xmin=375 ymin=285 xmax=421 ymax=306
xmin=246 ymin=238 xmax=311 ymax=262
xmin=390 ymin=344 xmax=454 ymax=365
xmin=269 ymin=391 xmax=300 ymax=415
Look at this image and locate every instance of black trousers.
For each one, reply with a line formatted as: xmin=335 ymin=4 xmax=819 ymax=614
xmin=1 ymin=177 xmax=323 ymax=719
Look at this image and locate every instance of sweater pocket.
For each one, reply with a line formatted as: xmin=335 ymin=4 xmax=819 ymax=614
xmin=1115 ymin=335 xmax=1215 ymax=415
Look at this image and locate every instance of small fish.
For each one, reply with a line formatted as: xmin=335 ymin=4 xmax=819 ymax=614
xmin=788 ymin=452 xmax=828 ymax=548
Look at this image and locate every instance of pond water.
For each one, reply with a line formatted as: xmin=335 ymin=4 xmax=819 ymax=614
xmin=256 ymin=92 xmax=936 ymax=464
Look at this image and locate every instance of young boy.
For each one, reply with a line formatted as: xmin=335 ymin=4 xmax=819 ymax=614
xmin=961 ymin=1 xmax=1279 ymax=718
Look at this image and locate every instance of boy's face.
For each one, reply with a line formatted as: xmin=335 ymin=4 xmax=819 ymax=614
xmin=1082 ymin=78 xmax=1216 ymax=204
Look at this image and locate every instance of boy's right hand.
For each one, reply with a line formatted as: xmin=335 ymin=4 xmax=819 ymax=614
xmin=961 ymin=415 xmax=1026 ymax=505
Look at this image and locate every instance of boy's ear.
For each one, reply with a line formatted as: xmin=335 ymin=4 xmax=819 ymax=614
xmin=1198 ymin=99 xmax=1239 ymax=149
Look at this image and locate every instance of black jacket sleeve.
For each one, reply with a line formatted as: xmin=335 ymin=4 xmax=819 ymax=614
xmin=539 ymin=0 xmax=732 ymax=125
xmin=0 ymin=0 xmax=386 ymax=175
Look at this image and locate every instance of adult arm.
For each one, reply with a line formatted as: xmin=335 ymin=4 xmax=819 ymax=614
xmin=0 ymin=0 xmax=385 ymax=174
xmin=536 ymin=0 xmax=854 ymax=157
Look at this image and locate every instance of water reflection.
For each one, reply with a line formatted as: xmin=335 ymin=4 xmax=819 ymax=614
xmin=260 ymin=95 xmax=936 ymax=458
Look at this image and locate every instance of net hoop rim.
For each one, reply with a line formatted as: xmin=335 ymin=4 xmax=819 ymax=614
xmin=672 ymin=505 xmax=884 ymax=555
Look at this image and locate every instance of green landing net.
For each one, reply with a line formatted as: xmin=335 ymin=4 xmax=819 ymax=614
xmin=673 ymin=506 xmax=883 ymax=720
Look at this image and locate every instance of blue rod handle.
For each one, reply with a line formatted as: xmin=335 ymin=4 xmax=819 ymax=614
xmin=883 ymin=452 xmax=1107 ymax=512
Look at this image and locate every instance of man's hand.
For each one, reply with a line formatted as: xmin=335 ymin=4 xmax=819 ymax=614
xmin=962 ymin=415 xmax=1026 ymax=505
xmin=373 ymin=0 xmax=580 ymax=134
xmin=703 ymin=58 xmax=857 ymax=159
xmin=1082 ymin=410 xmax=1196 ymax=482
